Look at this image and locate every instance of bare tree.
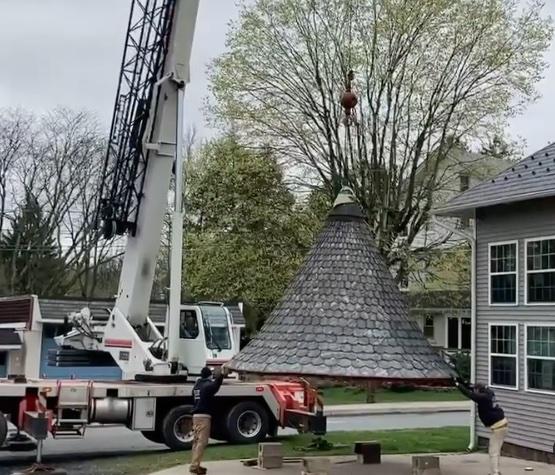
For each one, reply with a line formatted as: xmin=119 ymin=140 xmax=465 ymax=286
xmin=208 ymin=0 xmax=552 ymax=280
xmin=0 ymin=109 xmax=32 ymax=234
xmin=0 ymin=108 xmax=123 ymax=297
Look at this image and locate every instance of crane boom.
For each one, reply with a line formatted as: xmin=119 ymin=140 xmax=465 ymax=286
xmin=55 ymin=0 xmax=201 ymax=379
xmin=99 ymin=0 xmax=199 ymax=328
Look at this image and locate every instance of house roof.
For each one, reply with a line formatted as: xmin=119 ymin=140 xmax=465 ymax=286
xmin=38 ymin=298 xmax=245 ymax=326
xmin=0 ymin=296 xmax=33 ymax=328
xmin=226 ymin=305 xmax=245 ymax=326
xmin=229 ymin=188 xmax=453 ymax=382
xmin=0 ymin=329 xmax=22 ymax=347
xmin=434 ymin=143 xmax=555 ymax=217
xmin=408 ymin=290 xmax=470 ymax=310
xmin=39 ymin=298 xmax=167 ymax=324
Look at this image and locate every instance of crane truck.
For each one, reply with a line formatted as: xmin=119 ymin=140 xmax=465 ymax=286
xmin=0 ymin=0 xmax=325 ymax=453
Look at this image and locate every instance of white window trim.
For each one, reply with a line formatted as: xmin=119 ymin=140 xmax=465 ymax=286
xmin=524 ymin=236 xmax=555 ymax=306
xmin=524 ymin=323 xmax=555 ymax=395
xmin=488 ymin=322 xmax=519 ymax=391
xmin=488 ymin=240 xmax=519 ymax=306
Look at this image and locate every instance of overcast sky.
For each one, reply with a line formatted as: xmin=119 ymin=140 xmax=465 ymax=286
xmin=0 ymin=0 xmax=554 ymax=155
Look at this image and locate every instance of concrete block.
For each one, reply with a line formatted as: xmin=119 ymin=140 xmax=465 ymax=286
xmin=354 ymin=441 xmax=381 ymax=464
xmin=259 ymin=442 xmax=284 ymax=457
xmin=302 ymin=457 xmax=331 ymax=474
xmin=412 ymin=455 xmax=441 ymax=475
xmin=258 ymin=442 xmax=283 ymax=469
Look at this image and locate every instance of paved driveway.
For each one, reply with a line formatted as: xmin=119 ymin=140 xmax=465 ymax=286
xmin=153 ymin=453 xmax=552 ymax=475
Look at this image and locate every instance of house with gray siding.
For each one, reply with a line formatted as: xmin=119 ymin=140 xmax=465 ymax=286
xmin=405 ymin=143 xmax=509 ymax=351
xmin=435 ymin=143 xmax=555 ymax=462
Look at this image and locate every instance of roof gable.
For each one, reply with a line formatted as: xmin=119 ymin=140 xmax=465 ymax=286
xmin=434 ymin=143 xmax=555 ymax=216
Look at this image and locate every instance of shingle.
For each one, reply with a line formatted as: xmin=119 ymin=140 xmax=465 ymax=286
xmin=229 ymin=188 xmax=453 ymax=382
xmin=435 ymin=143 xmax=555 ymax=216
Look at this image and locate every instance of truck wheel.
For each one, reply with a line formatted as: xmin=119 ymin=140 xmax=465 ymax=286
xmin=225 ymin=401 xmax=269 ymax=444
xmin=0 ymin=412 xmax=7 ymax=447
xmin=161 ymin=405 xmax=194 ymax=451
xmin=141 ymin=430 xmax=165 ymax=444
xmin=210 ymin=424 xmax=228 ymax=442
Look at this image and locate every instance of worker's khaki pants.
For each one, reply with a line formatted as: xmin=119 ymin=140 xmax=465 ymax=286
xmin=191 ymin=415 xmax=211 ymax=470
xmin=489 ymin=424 xmax=508 ymax=475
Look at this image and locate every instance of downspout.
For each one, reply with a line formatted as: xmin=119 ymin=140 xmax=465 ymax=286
xmin=468 ymin=210 xmax=477 ymax=450
xmin=431 ymin=215 xmax=477 ymax=451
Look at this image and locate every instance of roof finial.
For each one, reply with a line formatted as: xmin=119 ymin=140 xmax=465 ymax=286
xmin=333 ymin=186 xmax=357 ymax=208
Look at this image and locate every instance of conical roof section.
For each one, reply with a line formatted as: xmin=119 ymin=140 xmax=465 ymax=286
xmin=229 ymin=188 xmax=453 ymax=381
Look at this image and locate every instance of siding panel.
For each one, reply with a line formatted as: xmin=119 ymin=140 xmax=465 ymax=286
xmin=475 ymin=198 xmax=555 ymax=454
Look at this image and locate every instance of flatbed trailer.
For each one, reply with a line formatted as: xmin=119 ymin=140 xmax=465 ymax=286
xmin=0 ymin=377 xmax=326 ymax=451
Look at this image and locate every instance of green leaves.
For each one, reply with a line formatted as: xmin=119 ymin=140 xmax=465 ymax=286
xmin=184 ymin=135 xmax=318 ymax=332
xmin=208 ymin=0 xmax=553 ymax=280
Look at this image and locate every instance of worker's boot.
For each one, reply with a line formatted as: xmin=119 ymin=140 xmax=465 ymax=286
xmin=189 ymin=466 xmax=207 ymax=474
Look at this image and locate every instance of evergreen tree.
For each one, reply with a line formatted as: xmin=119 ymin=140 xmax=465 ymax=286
xmin=0 ymin=192 xmax=66 ymax=295
xmin=184 ymin=135 xmax=318 ymax=332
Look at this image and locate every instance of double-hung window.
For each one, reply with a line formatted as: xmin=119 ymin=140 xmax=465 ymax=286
xmin=423 ymin=315 xmax=435 ymax=339
xmin=526 ymin=237 xmax=555 ymax=304
xmin=489 ymin=324 xmax=518 ymax=389
xmin=526 ymin=325 xmax=555 ymax=393
xmin=489 ymin=242 xmax=518 ymax=305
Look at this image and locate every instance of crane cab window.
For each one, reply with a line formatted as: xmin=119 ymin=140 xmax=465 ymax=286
xmin=180 ymin=310 xmax=199 ymax=339
xmin=201 ymin=306 xmax=231 ymax=350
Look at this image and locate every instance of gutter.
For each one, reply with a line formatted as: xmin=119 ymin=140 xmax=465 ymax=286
xmin=469 ymin=210 xmax=477 ymax=451
xmin=431 ymin=216 xmax=477 ymax=451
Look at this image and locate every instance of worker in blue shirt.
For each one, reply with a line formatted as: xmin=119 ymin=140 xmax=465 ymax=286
xmin=189 ymin=367 xmax=225 ymax=474
xmin=455 ymin=378 xmax=508 ymax=475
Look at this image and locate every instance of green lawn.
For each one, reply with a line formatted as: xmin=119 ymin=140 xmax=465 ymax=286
xmin=321 ymin=387 xmax=465 ymax=405
xmin=98 ymin=427 xmax=468 ymax=475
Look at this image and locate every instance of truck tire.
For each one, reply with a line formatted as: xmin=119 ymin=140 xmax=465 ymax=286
xmin=225 ymin=401 xmax=269 ymax=444
xmin=141 ymin=430 xmax=165 ymax=444
xmin=210 ymin=424 xmax=228 ymax=442
xmin=0 ymin=412 xmax=7 ymax=447
xmin=161 ymin=405 xmax=194 ymax=451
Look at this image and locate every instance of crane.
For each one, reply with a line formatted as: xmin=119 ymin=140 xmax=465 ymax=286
xmin=55 ymin=0 xmax=210 ymax=379
xmin=0 ymin=2 xmax=326 ymax=451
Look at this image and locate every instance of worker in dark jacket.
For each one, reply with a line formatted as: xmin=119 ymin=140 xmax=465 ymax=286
xmin=455 ymin=378 xmax=508 ymax=475
xmin=189 ymin=367 xmax=225 ymax=475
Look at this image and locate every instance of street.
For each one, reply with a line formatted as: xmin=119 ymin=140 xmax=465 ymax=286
xmin=0 ymin=411 xmax=468 ymax=471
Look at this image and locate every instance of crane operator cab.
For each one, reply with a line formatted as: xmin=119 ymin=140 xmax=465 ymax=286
xmin=175 ymin=303 xmax=238 ymax=376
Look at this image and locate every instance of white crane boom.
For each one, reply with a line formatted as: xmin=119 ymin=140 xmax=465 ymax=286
xmin=57 ymin=0 xmax=204 ymax=379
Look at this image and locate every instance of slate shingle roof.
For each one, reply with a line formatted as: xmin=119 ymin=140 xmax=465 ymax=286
xmin=229 ymin=188 xmax=453 ymax=381
xmin=435 ymin=143 xmax=555 ymax=217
